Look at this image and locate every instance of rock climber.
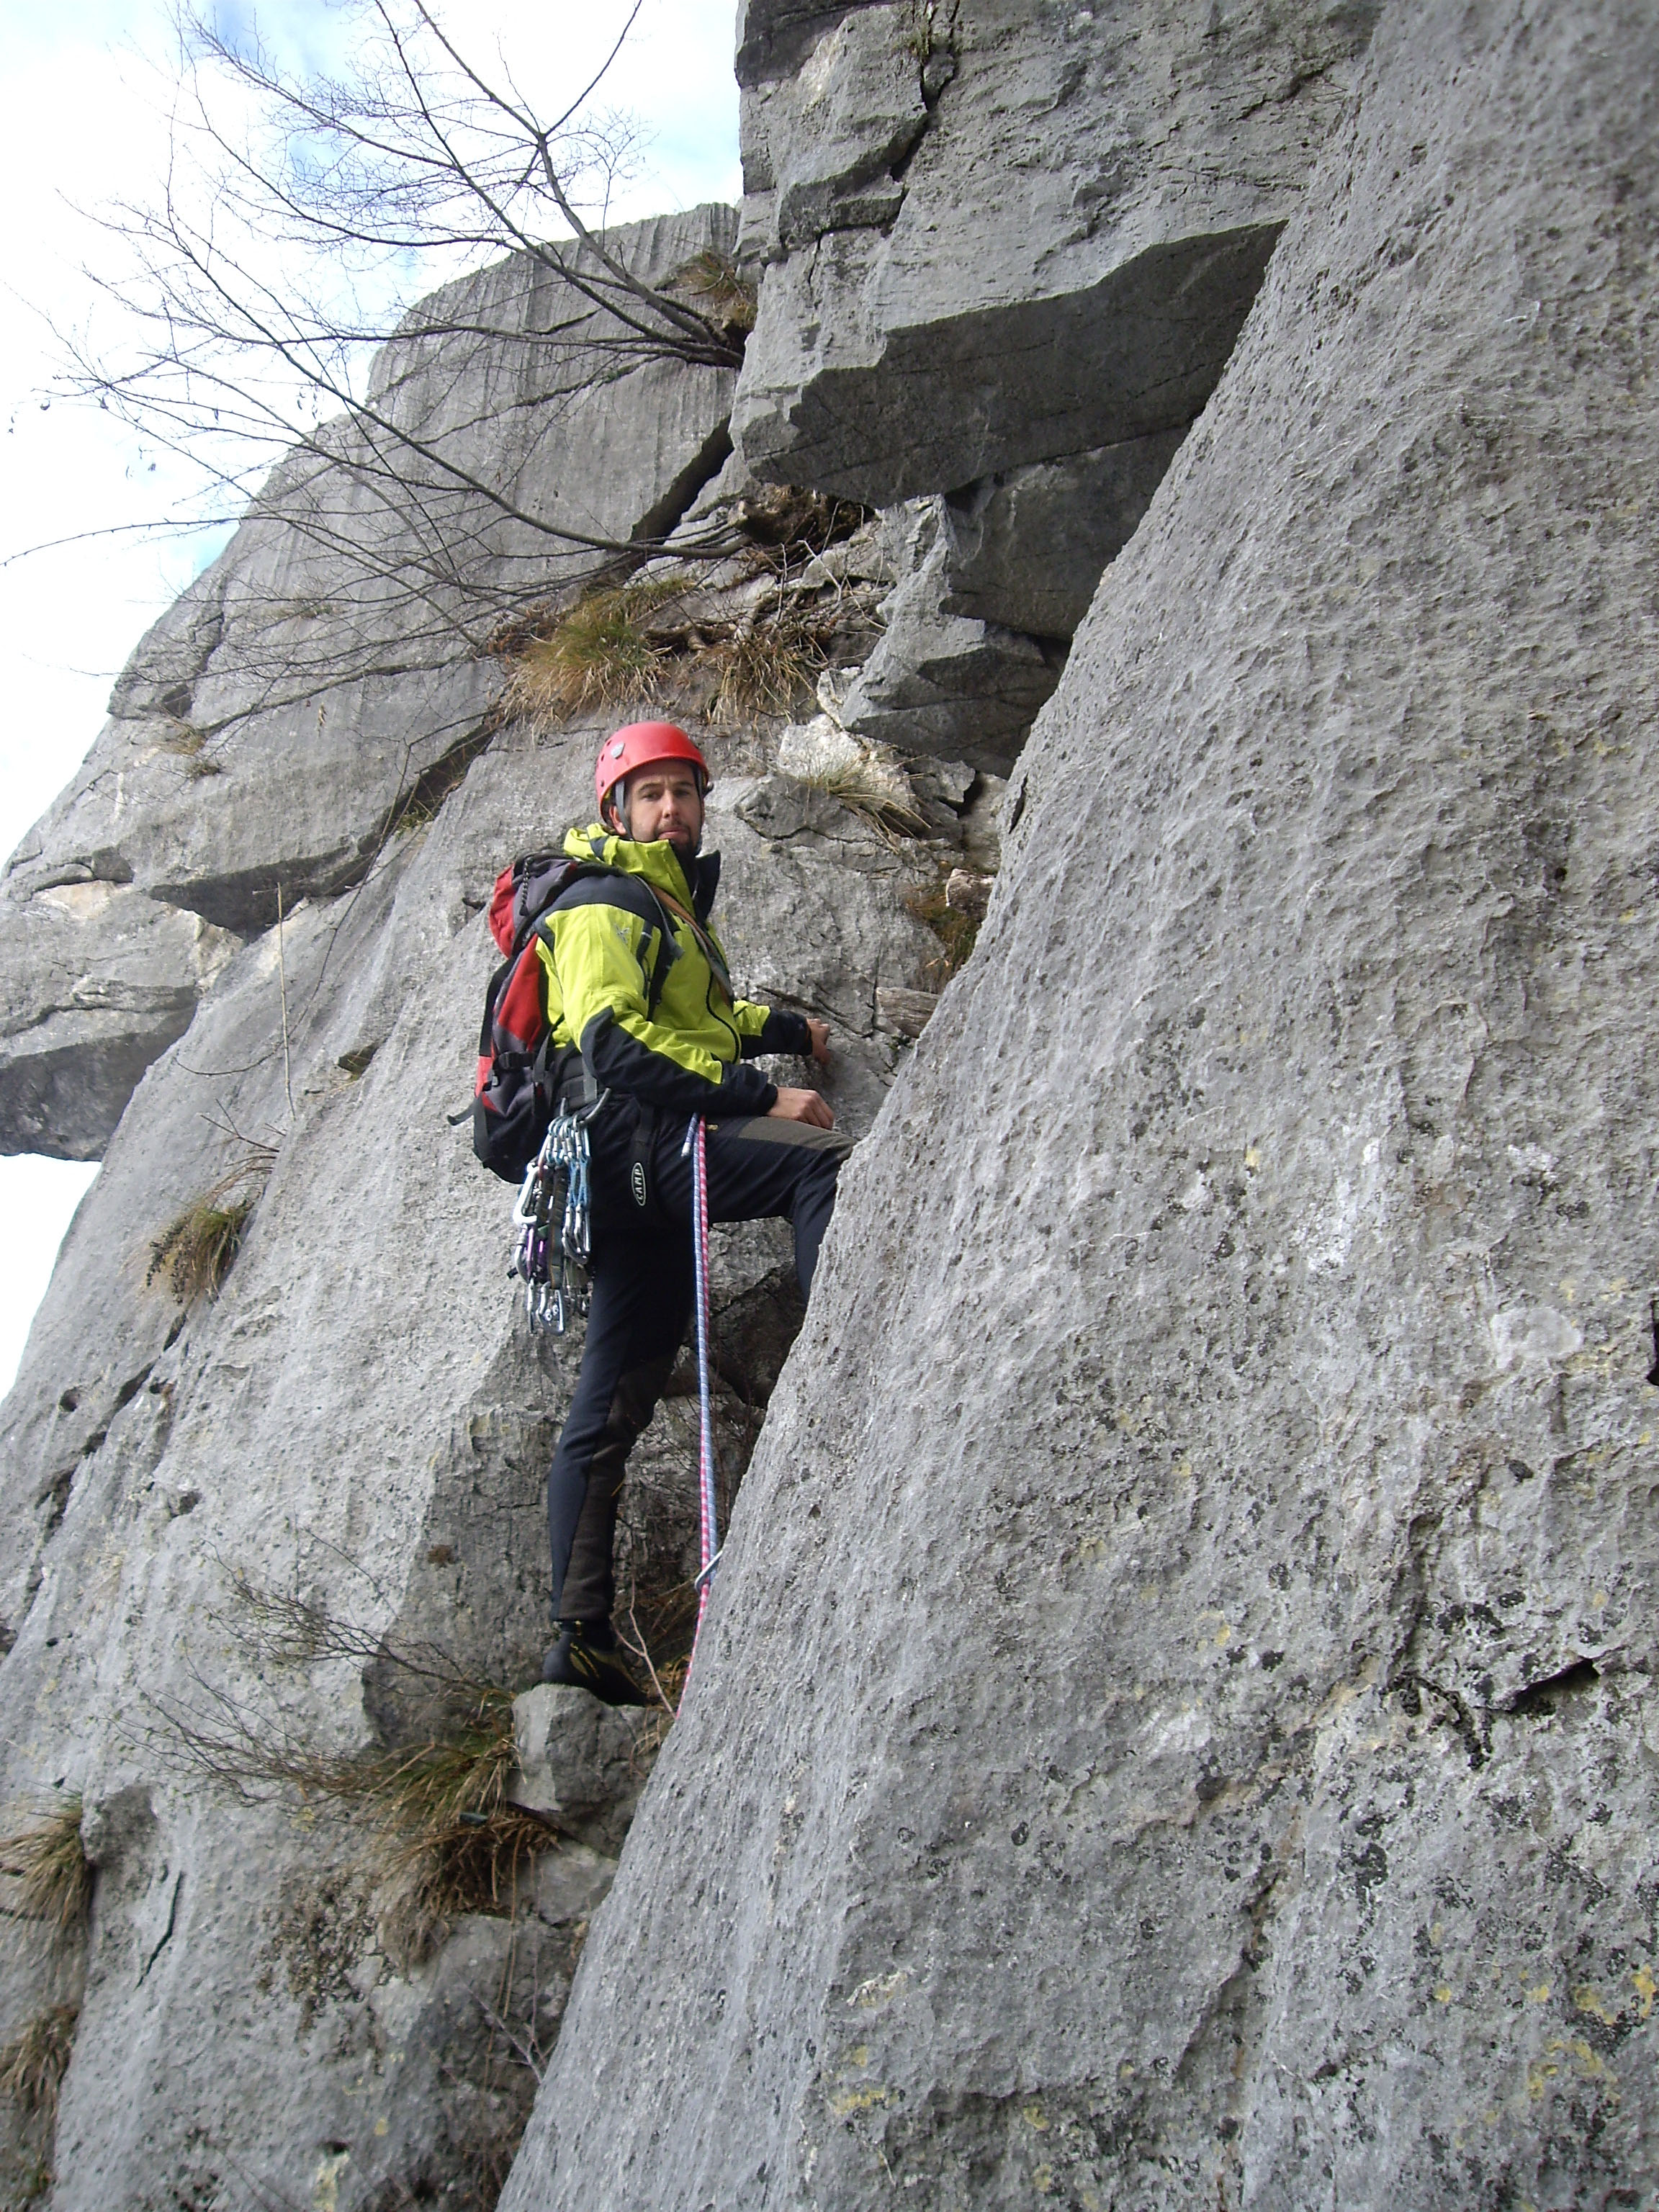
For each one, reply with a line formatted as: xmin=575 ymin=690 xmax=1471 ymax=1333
xmin=538 ymin=720 xmax=848 ymax=1704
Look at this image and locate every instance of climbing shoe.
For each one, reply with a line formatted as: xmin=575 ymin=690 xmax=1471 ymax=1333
xmin=541 ymin=1619 xmax=647 ymax=1707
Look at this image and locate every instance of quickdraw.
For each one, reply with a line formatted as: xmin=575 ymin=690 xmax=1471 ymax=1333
xmin=512 ymin=1093 xmax=606 ymax=1334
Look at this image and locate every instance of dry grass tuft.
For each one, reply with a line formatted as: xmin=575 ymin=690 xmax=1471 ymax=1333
xmin=146 ymin=1144 xmax=276 ymax=1304
xmin=907 ymin=871 xmax=983 ymax=984
xmin=157 ymin=723 xmax=222 ymax=778
xmin=489 ymin=484 xmax=876 ymax=738
xmin=500 ymin=575 xmax=689 ymax=727
xmin=0 ymin=1799 xmax=91 ymax=1941
xmin=156 ymin=1608 xmax=556 ymax=1967
xmin=147 ymin=1192 xmax=257 ymax=1303
xmin=708 ymin=608 xmax=830 ymax=722
xmin=677 ymin=251 xmax=757 ymax=336
xmin=0 ymin=2006 xmax=78 ymax=2122
xmin=358 ymin=1694 xmax=552 ymax=1964
xmin=809 ymin=761 xmax=929 ymax=840
xmin=377 ymin=1803 xmax=552 ymax=1969
xmin=730 ymin=484 xmax=868 ymax=555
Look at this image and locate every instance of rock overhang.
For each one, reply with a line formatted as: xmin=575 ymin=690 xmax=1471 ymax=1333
xmin=737 ymin=222 xmax=1285 ymax=505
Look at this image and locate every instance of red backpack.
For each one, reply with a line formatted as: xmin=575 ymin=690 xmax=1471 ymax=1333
xmin=467 ymin=849 xmax=675 ymax=1181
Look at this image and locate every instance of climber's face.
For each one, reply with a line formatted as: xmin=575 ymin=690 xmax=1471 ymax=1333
xmin=621 ymin=763 xmax=704 ymax=862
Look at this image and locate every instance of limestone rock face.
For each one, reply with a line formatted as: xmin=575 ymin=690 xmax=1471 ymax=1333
xmin=500 ymin=7 xmax=1659 ymax=2207
xmin=732 ymin=0 xmax=1382 ymax=503
xmin=838 ymin=533 xmax=1066 ymax=771
xmin=508 ymin=1686 xmax=647 ymax=1856
xmin=730 ymin=1 xmax=1382 ymax=764
xmin=0 ymin=885 xmax=236 ymax=1161
xmin=0 ymin=609 xmax=951 ymax=2201
xmin=940 ymin=429 xmax=1190 ymax=640
xmin=742 ymin=4 xmax=928 ymax=250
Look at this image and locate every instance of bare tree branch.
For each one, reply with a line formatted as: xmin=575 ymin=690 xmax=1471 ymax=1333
xmin=48 ymin=0 xmax=757 ymax=675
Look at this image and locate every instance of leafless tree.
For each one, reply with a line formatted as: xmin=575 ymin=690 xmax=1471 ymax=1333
xmin=55 ymin=0 xmax=759 ymax=673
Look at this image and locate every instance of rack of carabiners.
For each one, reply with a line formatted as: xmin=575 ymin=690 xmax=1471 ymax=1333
xmin=512 ymin=1094 xmax=607 ymax=1334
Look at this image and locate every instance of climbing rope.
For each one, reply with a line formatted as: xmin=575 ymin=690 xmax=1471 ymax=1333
xmin=683 ymin=1112 xmax=721 ymax=1671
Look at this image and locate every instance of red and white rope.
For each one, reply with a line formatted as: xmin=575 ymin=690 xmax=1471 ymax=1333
xmin=685 ymin=1112 xmax=719 ymax=1683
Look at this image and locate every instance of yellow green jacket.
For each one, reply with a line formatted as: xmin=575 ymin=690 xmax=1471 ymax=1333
xmin=535 ymin=824 xmax=810 ymax=1115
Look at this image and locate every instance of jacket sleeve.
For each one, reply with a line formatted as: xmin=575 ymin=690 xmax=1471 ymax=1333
xmin=736 ymin=1004 xmax=814 ymax=1058
xmin=543 ymin=904 xmax=777 ymax=1115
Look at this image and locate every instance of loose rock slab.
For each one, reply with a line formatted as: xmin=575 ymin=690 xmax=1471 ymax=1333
xmin=508 ymin=1686 xmax=647 ymax=1857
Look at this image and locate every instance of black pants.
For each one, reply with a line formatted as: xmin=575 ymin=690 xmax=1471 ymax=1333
xmin=547 ymin=1102 xmax=850 ymax=1624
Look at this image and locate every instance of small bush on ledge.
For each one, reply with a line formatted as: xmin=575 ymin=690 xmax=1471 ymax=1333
xmin=0 ymin=1797 xmax=91 ymax=1944
xmin=147 ymin=1142 xmax=277 ymax=1304
xmin=0 ymin=2005 xmax=78 ymax=2125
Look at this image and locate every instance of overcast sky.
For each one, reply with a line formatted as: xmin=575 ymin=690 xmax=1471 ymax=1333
xmin=0 ymin=0 xmax=742 ymax=1395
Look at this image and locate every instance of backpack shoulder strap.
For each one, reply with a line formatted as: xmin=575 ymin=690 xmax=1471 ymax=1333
xmin=536 ymin=871 xmax=680 ymax=1017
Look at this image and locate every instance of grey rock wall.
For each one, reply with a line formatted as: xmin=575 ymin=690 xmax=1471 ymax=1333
xmin=730 ymin=1 xmax=1382 ymax=770
xmin=0 ymin=888 xmax=236 ymax=1161
xmin=500 ymin=4 xmax=1659 ymax=2206
xmin=732 ymin=0 xmax=1381 ymax=502
xmin=940 ymin=429 xmax=1190 ymax=640
xmin=0 ymin=701 xmax=944 ymax=2206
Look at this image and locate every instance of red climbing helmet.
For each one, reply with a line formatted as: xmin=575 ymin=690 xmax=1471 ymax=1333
xmin=594 ymin=721 xmax=711 ymax=820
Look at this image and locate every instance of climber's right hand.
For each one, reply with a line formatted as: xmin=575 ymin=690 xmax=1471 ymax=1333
xmin=769 ymin=1086 xmax=835 ymax=1129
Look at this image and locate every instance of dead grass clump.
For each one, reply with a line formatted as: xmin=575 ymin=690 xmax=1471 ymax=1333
xmin=0 ymin=2006 xmax=78 ymax=2123
xmin=709 ymin=608 xmax=829 ymax=721
xmin=907 ymin=871 xmax=982 ymax=984
xmin=147 ymin=1142 xmax=276 ymax=1304
xmin=156 ymin=724 xmax=223 ymax=778
xmin=811 ymin=762 xmax=929 ymax=840
xmin=501 ymin=575 xmax=688 ymax=727
xmin=158 ymin=1636 xmax=554 ymax=1967
xmin=365 ymin=1699 xmax=534 ymax=1961
xmin=731 ymin=485 xmax=868 ymax=556
xmin=676 ymin=251 xmax=757 ymax=337
xmin=377 ymin=1804 xmax=552 ymax=1969
xmin=0 ymin=1799 xmax=91 ymax=1941
xmin=147 ymin=1192 xmax=257 ymax=1303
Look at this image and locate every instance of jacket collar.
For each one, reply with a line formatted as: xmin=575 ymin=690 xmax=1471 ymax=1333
xmin=565 ymin=823 xmax=720 ymax=918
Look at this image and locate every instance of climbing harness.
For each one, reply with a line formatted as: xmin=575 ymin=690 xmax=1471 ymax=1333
xmin=683 ymin=1112 xmax=721 ymax=1667
xmin=512 ymin=1092 xmax=606 ymax=1333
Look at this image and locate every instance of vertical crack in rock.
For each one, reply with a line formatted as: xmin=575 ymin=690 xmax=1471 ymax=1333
xmin=135 ymin=1874 xmax=182 ymax=1984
